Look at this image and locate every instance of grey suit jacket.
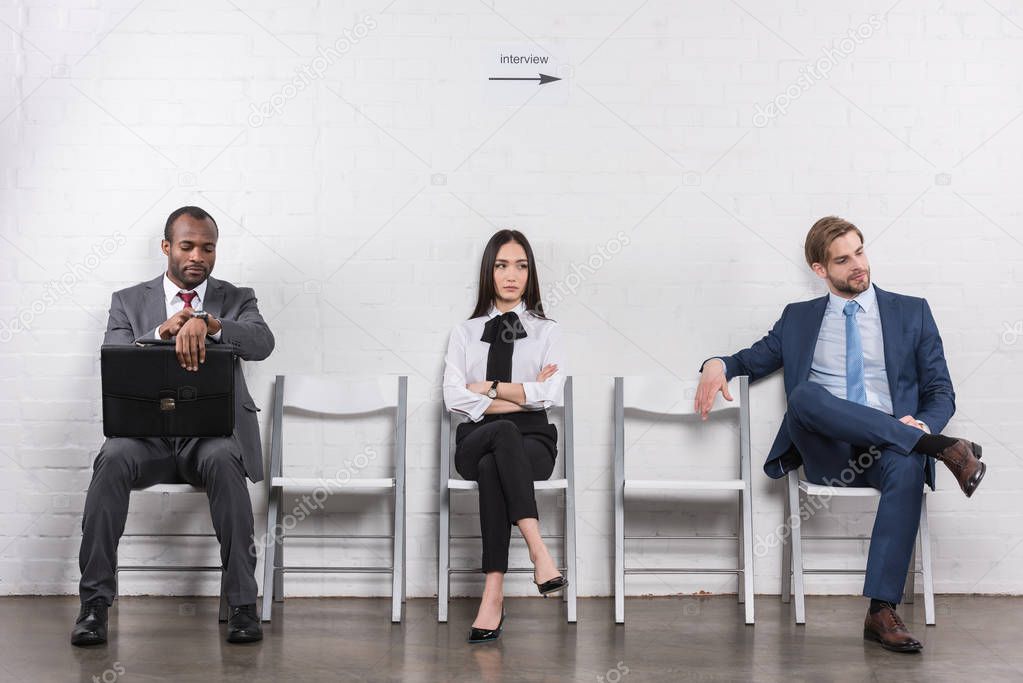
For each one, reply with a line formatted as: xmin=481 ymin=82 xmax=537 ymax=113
xmin=103 ymin=275 xmax=275 ymax=482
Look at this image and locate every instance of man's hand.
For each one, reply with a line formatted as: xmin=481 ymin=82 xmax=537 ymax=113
xmin=467 ymin=381 xmax=491 ymax=395
xmin=536 ymin=364 xmax=558 ymax=382
xmin=158 ymin=308 xmax=193 ymax=340
xmin=899 ymin=415 xmax=928 ymax=432
xmin=694 ymin=359 xmax=732 ymax=420
xmin=176 ymin=317 xmax=208 ymax=371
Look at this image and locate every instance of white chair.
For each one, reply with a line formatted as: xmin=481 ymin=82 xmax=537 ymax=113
xmin=438 ymin=376 xmax=577 ymax=623
xmin=781 ymin=469 xmax=935 ymax=625
xmin=117 ymin=484 xmax=229 ymax=622
xmin=614 ymin=375 xmax=754 ymax=624
xmin=260 ymin=375 xmax=407 ymax=623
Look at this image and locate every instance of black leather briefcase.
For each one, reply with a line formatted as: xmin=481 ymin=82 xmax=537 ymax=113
xmin=101 ymin=341 xmax=235 ymax=438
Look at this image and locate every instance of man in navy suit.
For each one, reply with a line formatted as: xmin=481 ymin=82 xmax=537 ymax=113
xmin=73 ymin=206 xmax=273 ymax=647
xmin=695 ymin=216 xmax=984 ymax=653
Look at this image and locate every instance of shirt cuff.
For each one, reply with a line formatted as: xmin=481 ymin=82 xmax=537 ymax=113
xmin=701 ymin=358 xmax=727 ymax=374
xmin=208 ymin=328 xmax=222 ymax=342
xmin=521 ymin=381 xmax=552 ymax=410
xmin=152 ymin=326 xmax=161 ymax=340
xmin=467 ymin=395 xmax=493 ymax=422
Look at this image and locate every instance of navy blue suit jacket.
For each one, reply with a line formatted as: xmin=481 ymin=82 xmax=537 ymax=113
xmin=716 ymin=285 xmax=955 ymax=485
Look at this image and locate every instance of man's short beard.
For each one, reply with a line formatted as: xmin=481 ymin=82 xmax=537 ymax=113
xmin=830 ymin=271 xmax=870 ymax=295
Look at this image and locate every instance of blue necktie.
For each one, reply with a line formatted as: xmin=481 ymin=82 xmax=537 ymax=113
xmin=844 ymin=300 xmax=867 ymax=405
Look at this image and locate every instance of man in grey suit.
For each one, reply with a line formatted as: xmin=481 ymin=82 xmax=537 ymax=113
xmin=72 ymin=206 xmax=274 ymax=646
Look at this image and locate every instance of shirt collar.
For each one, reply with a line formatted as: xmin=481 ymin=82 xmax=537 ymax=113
xmin=828 ymin=282 xmax=876 ymax=314
xmin=163 ymin=273 xmax=209 ymax=309
xmin=487 ymin=299 xmax=528 ymax=319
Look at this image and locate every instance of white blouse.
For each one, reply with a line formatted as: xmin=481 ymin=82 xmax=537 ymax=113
xmin=443 ymin=300 xmax=566 ymax=422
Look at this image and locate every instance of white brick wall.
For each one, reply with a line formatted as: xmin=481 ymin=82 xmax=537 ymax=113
xmin=1 ymin=0 xmax=1021 ymax=600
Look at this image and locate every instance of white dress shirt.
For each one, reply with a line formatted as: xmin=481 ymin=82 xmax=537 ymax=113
xmin=808 ymin=283 xmax=892 ymax=415
xmin=443 ymin=300 xmax=565 ymax=422
xmin=150 ymin=274 xmax=222 ymax=341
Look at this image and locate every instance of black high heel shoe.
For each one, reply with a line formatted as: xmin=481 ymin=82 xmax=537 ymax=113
xmin=534 ymin=575 xmax=569 ymax=597
xmin=467 ymin=610 xmax=506 ymax=644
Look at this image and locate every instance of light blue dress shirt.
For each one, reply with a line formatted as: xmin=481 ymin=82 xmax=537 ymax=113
xmin=808 ymin=284 xmax=893 ymax=415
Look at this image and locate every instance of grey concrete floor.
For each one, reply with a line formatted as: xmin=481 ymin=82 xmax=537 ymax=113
xmin=1 ymin=595 xmax=1020 ymax=682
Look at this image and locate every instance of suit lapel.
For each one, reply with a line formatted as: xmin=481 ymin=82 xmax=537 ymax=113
xmin=875 ymin=285 xmax=900 ymax=400
xmin=794 ymin=296 xmax=828 ymax=382
xmin=202 ymin=277 xmax=223 ymax=319
xmin=141 ymin=275 xmax=166 ymax=336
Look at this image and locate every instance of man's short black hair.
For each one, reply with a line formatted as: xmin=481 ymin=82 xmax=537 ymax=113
xmin=164 ymin=206 xmax=218 ymax=242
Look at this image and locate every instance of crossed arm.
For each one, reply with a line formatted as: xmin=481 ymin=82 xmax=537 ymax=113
xmin=467 ymin=363 xmax=559 ymax=415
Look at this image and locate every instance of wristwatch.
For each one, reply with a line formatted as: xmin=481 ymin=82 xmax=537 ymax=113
xmin=487 ymin=380 xmax=499 ymax=399
xmin=190 ymin=310 xmax=210 ymax=323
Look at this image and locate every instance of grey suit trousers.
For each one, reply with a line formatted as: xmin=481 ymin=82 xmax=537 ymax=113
xmin=78 ymin=436 xmax=258 ymax=607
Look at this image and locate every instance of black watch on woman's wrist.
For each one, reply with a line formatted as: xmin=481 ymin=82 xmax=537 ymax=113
xmin=487 ymin=380 xmax=499 ymax=399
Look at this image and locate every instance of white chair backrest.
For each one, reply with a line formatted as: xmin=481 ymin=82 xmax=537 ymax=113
xmin=283 ymin=375 xmax=397 ymax=415
xmin=622 ymin=376 xmax=742 ymax=416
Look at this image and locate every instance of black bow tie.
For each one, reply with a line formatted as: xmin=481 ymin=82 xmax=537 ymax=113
xmin=481 ymin=311 xmax=528 ymax=383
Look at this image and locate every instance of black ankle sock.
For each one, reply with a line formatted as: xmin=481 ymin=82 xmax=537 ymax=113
xmin=869 ymin=598 xmax=895 ymax=614
xmin=914 ymin=433 xmax=958 ymax=456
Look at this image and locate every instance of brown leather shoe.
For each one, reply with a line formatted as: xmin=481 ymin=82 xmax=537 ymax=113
xmin=864 ymin=605 xmax=923 ymax=653
xmin=934 ymin=440 xmax=986 ymax=497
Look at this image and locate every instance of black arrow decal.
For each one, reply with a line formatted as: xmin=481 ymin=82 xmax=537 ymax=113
xmin=488 ymin=73 xmax=562 ymax=85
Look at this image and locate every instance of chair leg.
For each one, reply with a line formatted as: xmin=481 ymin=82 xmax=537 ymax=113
xmin=218 ymin=570 xmax=229 ymax=623
xmin=741 ymin=488 xmax=755 ymax=625
xmin=391 ymin=483 xmax=405 ymax=623
xmin=565 ymin=487 xmax=578 ymax=624
xmin=260 ymin=485 xmax=281 ymax=622
xmin=438 ymin=487 xmax=450 ymax=623
xmin=787 ymin=472 xmax=806 ymax=625
xmin=919 ymin=495 xmax=935 ymax=625
xmin=781 ymin=482 xmax=791 ymax=605
xmin=614 ymin=485 xmax=625 ymax=625
xmin=903 ymin=538 xmax=917 ymax=604
xmin=272 ymin=491 xmax=285 ymax=603
xmin=737 ymin=492 xmax=744 ymax=605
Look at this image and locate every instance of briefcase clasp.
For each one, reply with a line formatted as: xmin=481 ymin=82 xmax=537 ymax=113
xmin=160 ymin=397 xmax=176 ymax=411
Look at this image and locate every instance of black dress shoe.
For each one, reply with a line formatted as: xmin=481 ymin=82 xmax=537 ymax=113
xmin=534 ymin=575 xmax=568 ymax=597
xmin=467 ymin=611 xmax=505 ymax=644
xmin=70 ymin=598 xmax=109 ymax=647
xmin=226 ymin=604 xmax=263 ymax=643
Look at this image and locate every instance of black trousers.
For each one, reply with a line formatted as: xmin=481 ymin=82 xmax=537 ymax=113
xmin=78 ymin=436 xmax=258 ymax=607
xmin=455 ymin=412 xmax=557 ymax=574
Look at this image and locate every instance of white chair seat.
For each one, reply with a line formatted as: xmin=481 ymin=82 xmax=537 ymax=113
xmin=626 ymin=479 xmax=745 ymax=491
xmin=271 ymin=476 xmax=395 ymax=490
xmin=139 ymin=484 xmax=203 ymax=494
xmin=798 ymin=481 xmax=930 ymax=497
xmin=447 ymin=478 xmax=568 ymax=491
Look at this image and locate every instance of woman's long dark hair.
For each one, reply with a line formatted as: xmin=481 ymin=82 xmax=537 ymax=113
xmin=469 ymin=229 xmax=549 ymax=320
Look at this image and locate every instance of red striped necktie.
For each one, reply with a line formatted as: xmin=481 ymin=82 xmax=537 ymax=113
xmin=177 ymin=291 xmax=198 ymax=309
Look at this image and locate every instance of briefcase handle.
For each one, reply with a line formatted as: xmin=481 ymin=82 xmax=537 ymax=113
xmin=132 ymin=338 xmax=237 ymax=359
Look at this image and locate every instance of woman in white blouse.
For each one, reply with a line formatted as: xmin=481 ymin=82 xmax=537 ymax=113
xmin=443 ymin=229 xmax=567 ymax=644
